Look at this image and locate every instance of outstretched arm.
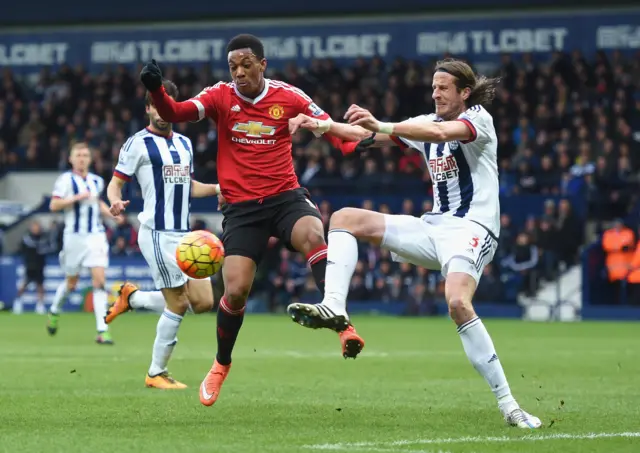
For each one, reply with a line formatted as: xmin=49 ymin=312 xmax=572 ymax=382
xmin=140 ymin=60 xmax=216 ymax=123
xmin=191 ymin=180 xmax=220 ymax=198
xmin=290 ymin=114 xmax=396 ymax=154
xmin=150 ymin=86 xmax=200 ymax=123
xmin=345 ymin=104 xmax=473 ymax=143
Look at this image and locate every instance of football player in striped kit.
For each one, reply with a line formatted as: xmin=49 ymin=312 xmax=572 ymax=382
xmin=47 ymin=142 xmax=118 ymax=344
xmin=106 ymin=79 xmax=221 ymax=389
xmin=287 ymin=58 xmax=542 ymax=429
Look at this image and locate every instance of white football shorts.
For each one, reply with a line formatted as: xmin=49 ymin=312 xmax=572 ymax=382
xmin=381 ymin=213 xmax=498 ymax=284
xmin=137 ymin=225 xmax=190 ymax=290
xmin=59 ymin=232 xmax=110 ymax=276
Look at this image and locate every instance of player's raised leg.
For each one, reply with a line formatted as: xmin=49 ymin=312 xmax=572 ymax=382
xmin=47 ymin=276 xmax=78 ymax=335
xmin=105 ymin=283 xmax=167 ymax=324
xmin=288 ymin=212 xmax=365 ymax=358
xmin=200 ymin=255 xmax=253 ymax=406
xmin=90 ymin=266 xmax=113 ymax=345
xmin=445 ymin=269 xmax=541 ymax=428
xmin=288 ymin=207 xmax=384 ymax=319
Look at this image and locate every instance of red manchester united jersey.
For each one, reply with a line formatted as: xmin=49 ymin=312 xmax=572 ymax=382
xmin=187 ymin=79 xmax=330 ymax=203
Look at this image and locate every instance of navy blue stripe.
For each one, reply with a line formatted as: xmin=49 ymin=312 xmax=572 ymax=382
xmin=178 ymin=137 xmax=193 ymax=231
xmin=168 ymin=140 xmax=183 ymax=231
xmin=457 ymin=316 xmax=480 ymax=333
xmin=144 ymin=137 xmax=165 ymax=230
xmin=93 ymin=177 xmax=104 ymax=232
xmin=155 ymin=231 xmax=172 ymax=286
xmin=433 ymin=143 xmax=449 ymax=213
xmin=155 ymin=232 xmax=170 ymax=287
xmin=152 ymin=231 xmax=170 ymax=287
xmin=453 ymin=146 xmax=473 ymax=218
xmin=71 ymin=176 xmax=80 ymax=233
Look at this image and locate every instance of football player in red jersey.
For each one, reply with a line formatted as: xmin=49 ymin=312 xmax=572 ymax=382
xmin=140 ymin=34 xmax=369 ymax=407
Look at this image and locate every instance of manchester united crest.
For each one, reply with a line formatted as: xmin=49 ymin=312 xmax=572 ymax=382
xmin=269 ymin=104 xmax=284 ymax=120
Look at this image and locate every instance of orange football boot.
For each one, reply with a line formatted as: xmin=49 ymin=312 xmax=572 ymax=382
xmin=339 ymin=325 xmax=365 ymax=359
xmin=145 ymin=372 xmax=187 ymax=389
xmin=199 ymin=359 xmax=231 ymax=407
xmin=105 ymin=282 xmax=138 ymax=324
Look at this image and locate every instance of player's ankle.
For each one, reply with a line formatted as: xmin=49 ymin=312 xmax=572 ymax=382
xmin=321 ymin=298 xmax=346 ymax=315
xmin=498 ymin=396 xmax=518 ymax=414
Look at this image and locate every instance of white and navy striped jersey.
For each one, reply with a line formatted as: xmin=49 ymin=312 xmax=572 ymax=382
xmin=52 ymin=171 xmax=106 ymax=235
xmin=391 ymin=105 xmax=500 ymax=237
xmin=114 ymin=128 xmax=193 ymax=232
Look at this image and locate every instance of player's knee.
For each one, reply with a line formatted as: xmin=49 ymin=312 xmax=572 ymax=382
xmin=305 ymin=227 xmax=325 ymax=248
xmin=165 ymin=288 xmax=190 ymax=314
xmin=189 ymin=293 xmax=214 ymax=314
xmin=330 ymin=208 xmax=360 ymax=231
xmin=171 ymin=297 xmax=191 ymax=314
xmin=66 ymin=278 xmax=78 ymax=291
xmin=224 ymin=283 xmax=251 ymax=309
xmin=447 ymin=296 xmax=476 ymax=326
xmin=191 ymin=300 xmax=213 ymax=314
xmin=92 ymin=276 xmax=105 ymax=289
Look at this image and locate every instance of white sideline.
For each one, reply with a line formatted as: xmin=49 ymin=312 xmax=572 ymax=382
xmin=304 ymin=432 xmax=640 ymax=450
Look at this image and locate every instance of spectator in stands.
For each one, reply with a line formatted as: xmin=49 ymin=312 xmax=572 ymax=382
xmin=555 ymin=199 xmax=583 ymax=266
xmin=108 ymin=215 xmax=138 ymax=254
xmin=475 ymin=264 xmax=504 ymax=302
xmin=13 ymin=221 xmax=52 ymax=314
xmin=536 ymin=216 xmax=559 ymax=281
xmin=625 ymin=226 xmax=640 ymax=305
xmin=502 ymin=232 xmax=539 ymax=297
xmin=602 ymin=219 xmax=636 ymax=302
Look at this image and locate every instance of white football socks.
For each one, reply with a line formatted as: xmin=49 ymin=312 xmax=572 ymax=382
xmin=93 ymin=288 xmax=109 ymax=332
xmin=321 ymin=229 xmax=358 ymax=315
xmin=148 ymin=308 xmax=183 ymax=377
xmin=50 ymin=282 xmax=70 ymax=315
xmin=457 ymin=317 xmax=518 ymax=413
xmin=129 ymin=291 xmax=166 ymax=313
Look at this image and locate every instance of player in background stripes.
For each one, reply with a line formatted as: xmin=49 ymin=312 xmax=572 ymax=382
xmin=47 ymin=142 xmax=119 ymax=344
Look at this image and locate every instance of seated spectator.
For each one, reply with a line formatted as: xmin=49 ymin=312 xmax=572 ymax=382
xmin=502 ymin=232 xmax=539 ymax=296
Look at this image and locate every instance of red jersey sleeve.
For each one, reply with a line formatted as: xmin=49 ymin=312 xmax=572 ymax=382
xmin=189 ymin=83 xmax=225 ymax=122
xmin=150 ymin=83 xmax=224 ymax=123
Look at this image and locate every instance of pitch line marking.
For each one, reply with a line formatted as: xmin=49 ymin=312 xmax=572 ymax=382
xmin=304 ymin=432 xmax=640 ymax=450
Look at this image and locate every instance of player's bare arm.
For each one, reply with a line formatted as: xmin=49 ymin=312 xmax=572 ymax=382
xmin=191 ymin=181 xmax=220 ymax=198
xmin=345 ymin=104 xmax=473 ymax=144
xmin=106 ymin=176 xmax=130 ymax=216
xmin=99 ymin=200 xmax=121 ymax=220
xmin=289 ymin=113 xmax=396 ymax=151
xmin=49 ymin=191 xmax=91 ymax=212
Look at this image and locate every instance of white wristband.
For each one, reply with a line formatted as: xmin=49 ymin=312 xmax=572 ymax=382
xmin=214 ymin=184 xmax=221 ymax=195
xmin=377 ymin=122 xmax=394 ymax=135
xmin=313 ymin=118 xmax=333 ymax=137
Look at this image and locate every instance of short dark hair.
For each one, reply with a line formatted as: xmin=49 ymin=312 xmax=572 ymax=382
xmin=145 ymin=79 xmax=178 ymax=106
xmin=226 ymin=34 xmax=264 ymax=59
xmin=434 ymin=58 xmax=499 ymax=109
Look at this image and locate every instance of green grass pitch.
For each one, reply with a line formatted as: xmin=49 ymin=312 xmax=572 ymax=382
xmin=1 ymin=313 xmax=639 ymax=453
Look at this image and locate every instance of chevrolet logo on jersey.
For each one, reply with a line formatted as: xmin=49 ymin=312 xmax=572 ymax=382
xmin=232 ymin=121 xmax=276 ymax=138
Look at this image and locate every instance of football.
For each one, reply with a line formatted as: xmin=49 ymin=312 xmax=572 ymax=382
xmin=175 ymin=230 xmax=225 ymax=279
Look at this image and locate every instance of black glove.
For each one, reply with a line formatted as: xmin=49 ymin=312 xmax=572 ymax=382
xmin=140 ymin=59 xmax=163 ymax=91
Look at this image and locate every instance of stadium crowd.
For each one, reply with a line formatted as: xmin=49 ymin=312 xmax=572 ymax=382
xmin=1 ymin=49 xmax=640 ymax=306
